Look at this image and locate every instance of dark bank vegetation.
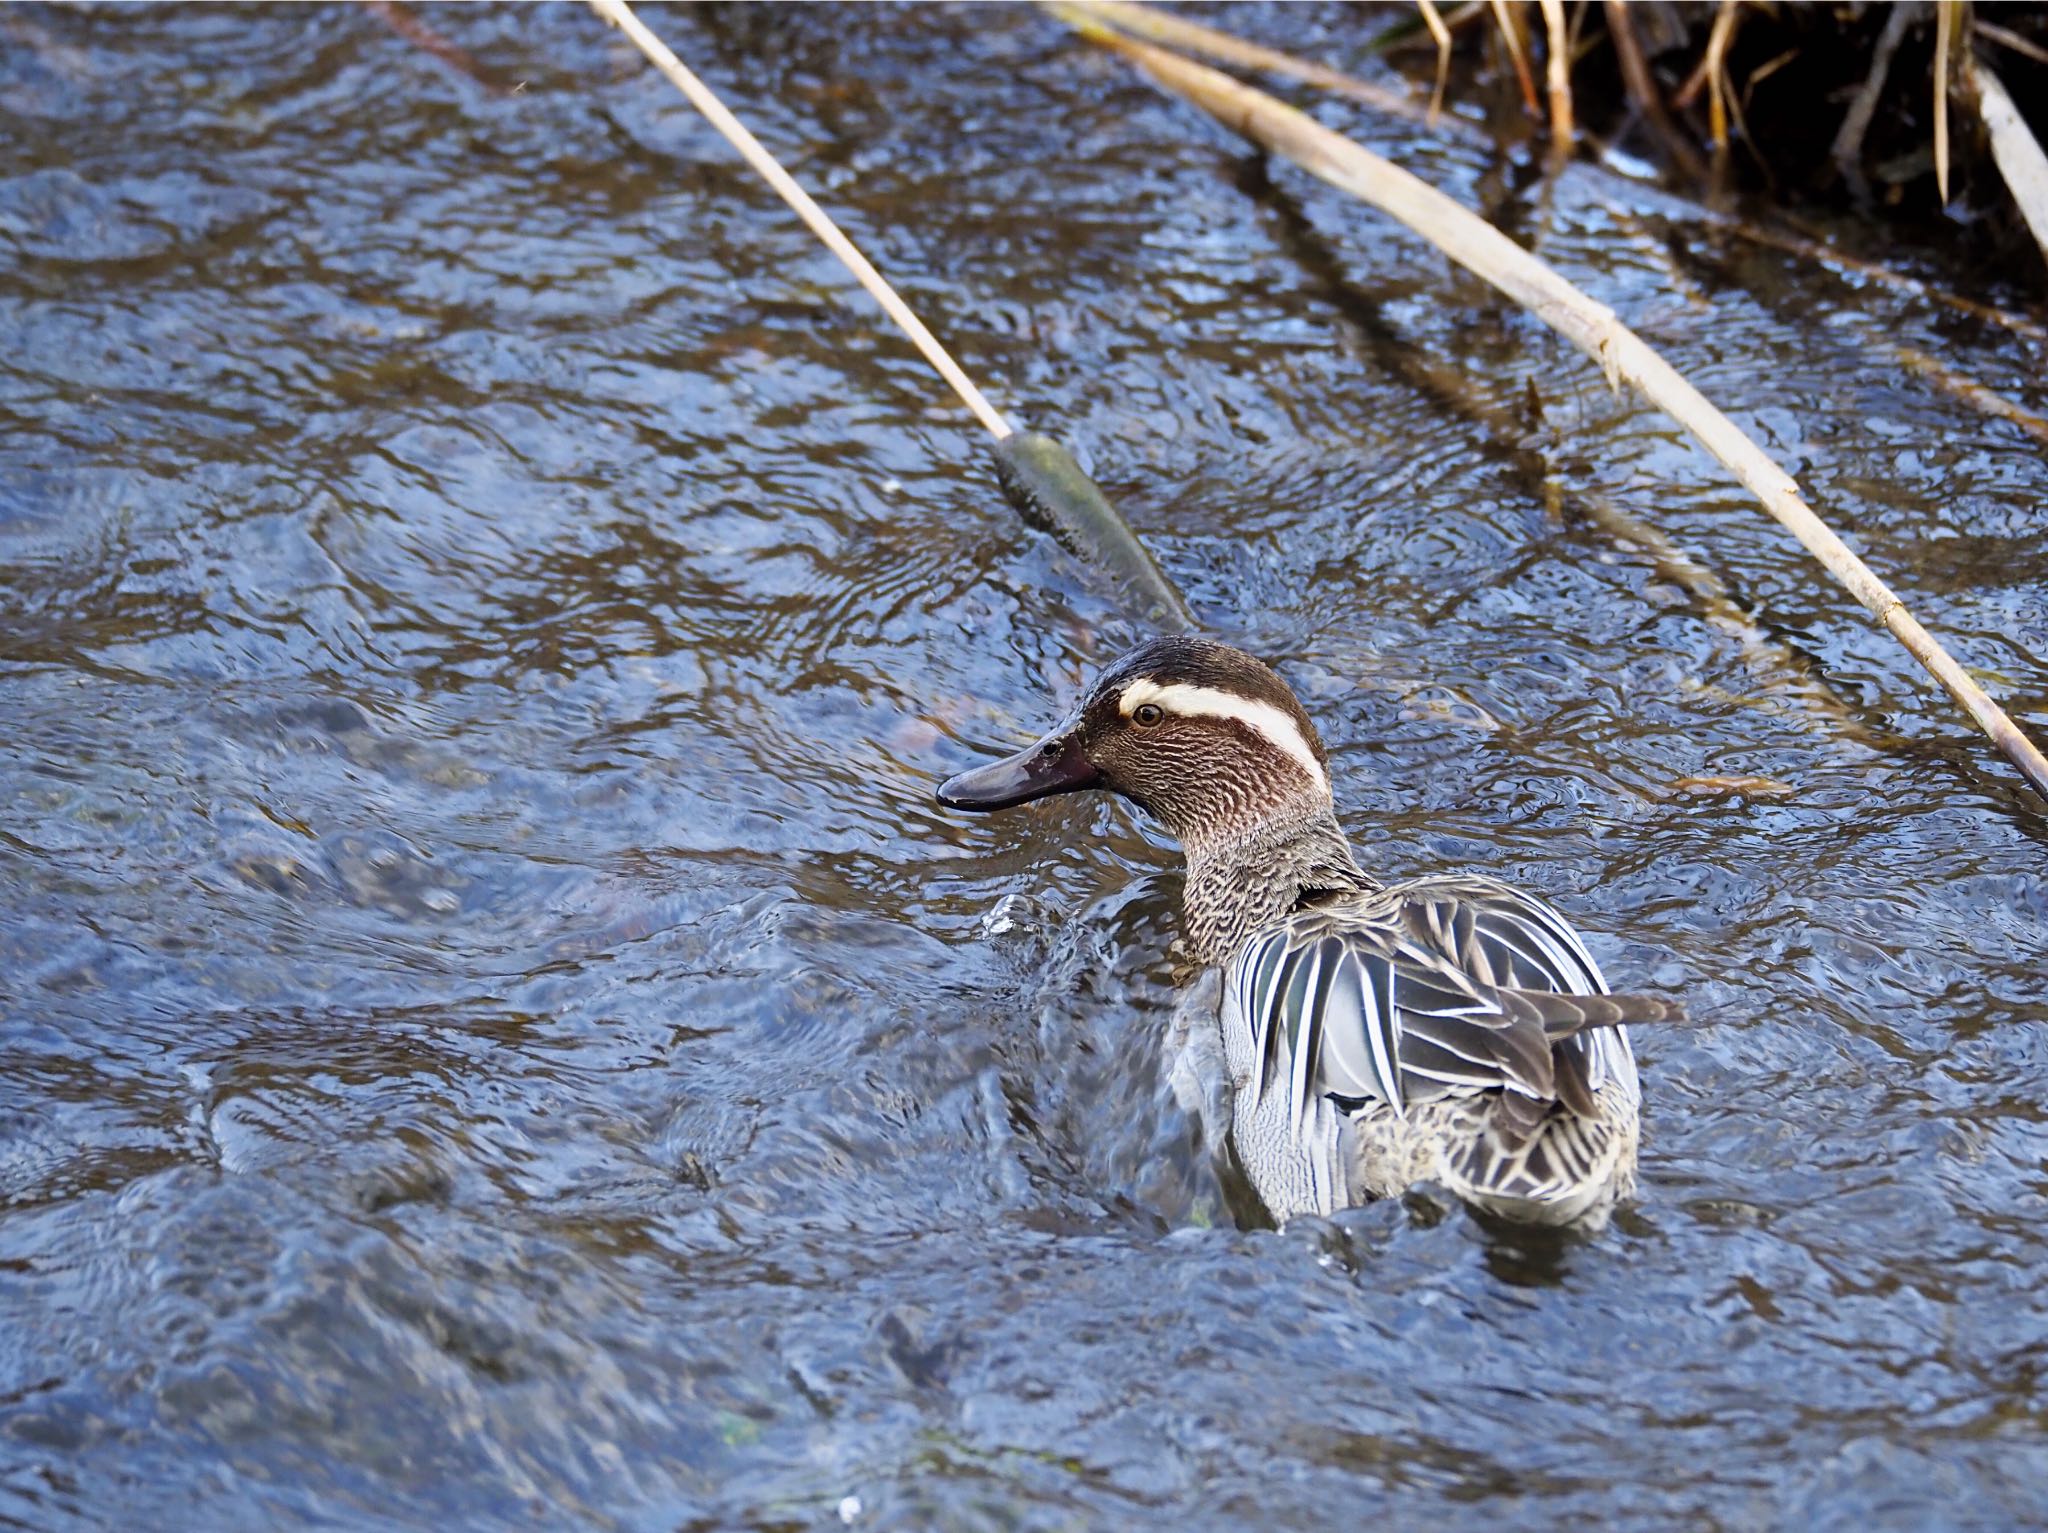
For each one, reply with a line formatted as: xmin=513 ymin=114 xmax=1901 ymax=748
xmin=1372 ymin=0 xmax=2048 ymax=279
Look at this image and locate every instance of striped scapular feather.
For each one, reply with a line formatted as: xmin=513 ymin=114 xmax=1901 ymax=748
xmin=1226 ymin=874 xmax=1685 ymax=1129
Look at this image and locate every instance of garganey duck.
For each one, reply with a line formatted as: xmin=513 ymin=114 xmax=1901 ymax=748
xmin=938 ymin=635 xmax=1680 ymax=1227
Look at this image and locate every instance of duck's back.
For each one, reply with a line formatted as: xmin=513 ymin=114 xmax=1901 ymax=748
xmin=1216 ymin=874 xmax=1660 ymax=1226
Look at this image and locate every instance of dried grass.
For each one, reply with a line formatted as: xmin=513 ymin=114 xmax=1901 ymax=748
xmin=1972 ymin=58 xmax=2048 ymax=267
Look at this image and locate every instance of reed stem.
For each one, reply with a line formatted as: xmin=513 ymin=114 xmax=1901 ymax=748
xmin=1972 ymin=57 xmax=2048 ymax=270
xmin=587 ymin=0 xmax=1014 ymax=440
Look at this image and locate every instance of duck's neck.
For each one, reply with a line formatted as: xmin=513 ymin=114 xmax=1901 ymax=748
xmin=1177 ymin=797 xmax=1372 ymax=966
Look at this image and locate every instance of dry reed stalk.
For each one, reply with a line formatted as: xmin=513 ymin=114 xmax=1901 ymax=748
xmin=1603 ymin=0 xmax=1708 ymax=181
xmin=1976 ymin=17 xmax=2048 ymax=69
xmin=1743 ymin=46 xmax=1799 ymax=103
xmin=1487 ymin=0 xmax=1542 ymax=115
xmin=1832 ymin=2 xmax=1917 ymax=177
xmin=1245 ymin=159 xmax=1879 ymax=761
xmin=1537 ymin=0 xmax=1573 ymax=156
xmin=1971 ymin=58 xmax=2048 ymax=269
xmin=1736 ymin=220 xmax=2045 ymax=344
xmin=1064 ymin=20 xmax=2048 ymax=799
xmin=1700 ymin=0 xmax=1740 ymax=151
xmin=1893 ymin=346 xmax=2048 ymax=447
xmin=1327 ymin=262 xmax=1883 ymax=746
xmin=1416 ymin=0 xmax=1452 ymax=126
xmin=1671 ymin=35 xmax=1712 ymax=109
xmin=1076 ymin=0 xmax=1431 ymax=125
xmin=1935 ymin=1 xmax=1956 ymax=206
xmin=587 ymin=0 xmax=1014 ymax=440
xmin=1386 ymin=1 xmax=1487 ymax=55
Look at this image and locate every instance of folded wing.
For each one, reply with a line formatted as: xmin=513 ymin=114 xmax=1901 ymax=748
xmin=1227 ymin=876 xmax=1680 ymax=1132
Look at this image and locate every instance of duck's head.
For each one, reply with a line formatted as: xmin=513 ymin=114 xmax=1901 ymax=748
xmin=936 ymin=635 xmax=1334 ymax=848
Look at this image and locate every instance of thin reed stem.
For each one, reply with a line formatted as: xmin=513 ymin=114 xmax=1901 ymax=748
xmin=1538 ymin=0 xmax=1574 ymax=155
xmin=1971 ymin=58 xmax=2048 ymax=269
xmin=587 ymin=0 xmax=1014 ymax=440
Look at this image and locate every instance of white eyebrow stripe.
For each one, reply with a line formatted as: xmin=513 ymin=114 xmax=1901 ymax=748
xmin=1117 ymin=679 xmax=1328 ymax=791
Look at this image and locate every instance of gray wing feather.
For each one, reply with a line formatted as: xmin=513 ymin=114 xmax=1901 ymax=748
xmin=1245 ymin=929 xmax=1290 ymax=1105
xmin=1224 ymin=875 xmax=1680 ymax=1142
xmin=1291 ymin=937 xmax=1406 ymax=1124
xmin=1313 ymin=950 xmax=1374 ymax=1101
xmin=1286 ymin=940 xmax=1328 ymax=1133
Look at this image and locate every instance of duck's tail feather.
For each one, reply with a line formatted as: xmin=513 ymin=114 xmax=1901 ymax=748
xmin=1494 ymin=987 xmax=1686 ymax=1040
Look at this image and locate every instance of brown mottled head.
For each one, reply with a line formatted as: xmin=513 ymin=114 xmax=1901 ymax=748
xmin=936 ymin=636 xmax=1332 ymax=846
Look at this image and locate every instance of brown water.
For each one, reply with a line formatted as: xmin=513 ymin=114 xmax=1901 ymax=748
xmin=5 ymin=4 xmax=2048 ymax=1528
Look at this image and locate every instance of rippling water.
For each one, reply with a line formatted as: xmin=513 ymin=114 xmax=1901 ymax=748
xmin=5 ymin=4 xmax=2048 ymax=1527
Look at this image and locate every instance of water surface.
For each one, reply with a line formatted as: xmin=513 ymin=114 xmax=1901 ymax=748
xmin=4 ymin=4 xmax=2048 ymax=1527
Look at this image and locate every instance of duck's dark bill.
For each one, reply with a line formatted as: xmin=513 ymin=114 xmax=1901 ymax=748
xmin=936 ymin=729 xmax=1100 ymax=811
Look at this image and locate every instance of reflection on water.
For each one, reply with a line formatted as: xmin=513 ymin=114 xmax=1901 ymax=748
xmin=3 ymin=3 xmax=2047 ymax=1526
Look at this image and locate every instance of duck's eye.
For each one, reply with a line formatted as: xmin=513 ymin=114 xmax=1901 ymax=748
xmin=1132 ymin=703 xmax=1164 ymax=727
